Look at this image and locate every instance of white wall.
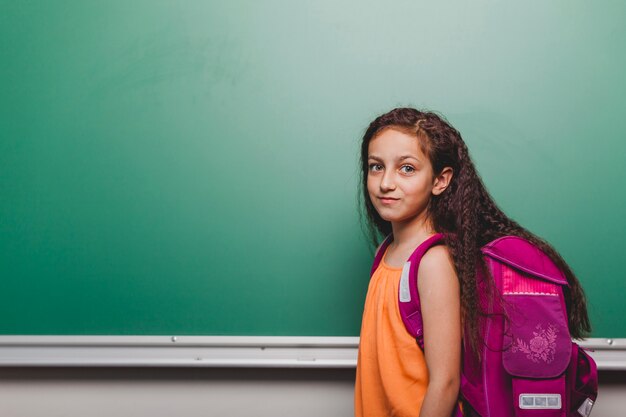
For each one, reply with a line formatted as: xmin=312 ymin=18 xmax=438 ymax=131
xmin=0 ymin=368 xmax=623 ymax=417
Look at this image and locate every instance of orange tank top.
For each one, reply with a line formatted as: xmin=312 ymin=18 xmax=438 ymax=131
xmin=355 ymin=249 xmax=429 ymax=417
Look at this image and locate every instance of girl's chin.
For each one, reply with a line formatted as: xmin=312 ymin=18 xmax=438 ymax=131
xmin=379 ymin=213 xmax=406 ymax=223
xmin=378 ymin=211 xmax=423 ymax=225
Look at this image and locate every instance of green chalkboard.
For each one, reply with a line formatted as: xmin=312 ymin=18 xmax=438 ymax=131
xmin=1 ymin=1 xmax=625 ymax=337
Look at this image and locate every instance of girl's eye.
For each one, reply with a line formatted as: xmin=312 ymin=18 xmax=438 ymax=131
xmin=400 ymin=165 xmax=415 ymax=174
xmin=369 ymin=163 xmax=383 ymax=172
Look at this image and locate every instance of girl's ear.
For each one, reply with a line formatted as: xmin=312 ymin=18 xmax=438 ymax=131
xmin=432 ymin=167 xmax=453 ymax=196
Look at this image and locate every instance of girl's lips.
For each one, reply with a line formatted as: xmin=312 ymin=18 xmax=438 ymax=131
xmin=379 ymin=197 xmax=399 ymax=205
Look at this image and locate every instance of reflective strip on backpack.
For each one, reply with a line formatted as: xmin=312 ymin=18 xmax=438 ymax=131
xmin=399 ymin=261 xmax=412 ymax=302
xmin=518 ymin=393 xmax=561 ymax=409
xmin=577 ymin=398 xmax=594 ymax=417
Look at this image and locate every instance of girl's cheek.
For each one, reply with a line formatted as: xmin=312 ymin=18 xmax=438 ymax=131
xmin=366 ymin=180 xmax=376 ymax=196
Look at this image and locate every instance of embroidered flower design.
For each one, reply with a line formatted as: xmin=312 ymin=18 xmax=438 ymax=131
xmin=511 ymin=323 xmax=558 ymax=363
xmin=530 ymin=336 xmax=549 ymax=353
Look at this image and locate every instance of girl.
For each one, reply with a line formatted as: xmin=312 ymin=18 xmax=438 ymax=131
xmin=354 ymin=108 xmax=591 ymax=417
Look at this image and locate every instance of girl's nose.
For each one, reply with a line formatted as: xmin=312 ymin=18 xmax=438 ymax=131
xmin=380 ymin=172 xmax=396 ymax=191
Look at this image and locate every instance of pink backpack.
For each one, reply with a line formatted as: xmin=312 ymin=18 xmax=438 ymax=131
xmin=371 ymin=234 xmax=598 ymax=417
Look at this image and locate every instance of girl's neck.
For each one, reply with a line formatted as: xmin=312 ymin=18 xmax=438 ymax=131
xmin=390 ymin=213 xmax=437 ymax=250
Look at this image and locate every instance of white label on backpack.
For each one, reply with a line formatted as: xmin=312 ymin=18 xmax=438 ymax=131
xmin=399 ymin=262 xmax=412 ymax=302
xmin=577 ymin=398 xmax=594 ymax=417
xmin=519 ymin=394 xmax=561 ymax=409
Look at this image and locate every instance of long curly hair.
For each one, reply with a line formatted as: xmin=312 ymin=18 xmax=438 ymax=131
xmin=359 ymin=107 xmax=591 ymax=352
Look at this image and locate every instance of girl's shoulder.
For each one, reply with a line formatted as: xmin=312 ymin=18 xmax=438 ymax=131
xmin=421 ymin=243 xmax=453 ymax=266
xmin=418 ymin=244 xmax=457 ymax=286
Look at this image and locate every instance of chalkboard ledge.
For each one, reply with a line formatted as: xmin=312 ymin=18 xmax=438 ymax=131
xmin=0 ymin=336 xmax=623 ymax=370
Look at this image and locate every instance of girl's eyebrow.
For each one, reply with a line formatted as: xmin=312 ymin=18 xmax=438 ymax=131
xmin=367 ymin=155 xmax=420 ymax=162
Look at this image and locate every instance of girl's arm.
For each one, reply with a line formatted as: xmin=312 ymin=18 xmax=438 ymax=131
xmin=417 ymin=245 xmax=461 ymax=417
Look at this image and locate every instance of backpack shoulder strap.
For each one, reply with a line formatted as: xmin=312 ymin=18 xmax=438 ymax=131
xmin=369 ymin=233 xmax=446 ymax=349
xmin=399 ymin=233 xmax=446 ymax=350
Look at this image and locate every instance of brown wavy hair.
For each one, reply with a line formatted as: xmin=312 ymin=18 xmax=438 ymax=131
xmin=359 ymin=107 xmax=591 ymax=352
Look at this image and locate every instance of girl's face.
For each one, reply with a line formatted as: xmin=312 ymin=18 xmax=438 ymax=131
xmin=367 ymin=128 xmax=436 ymax=226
